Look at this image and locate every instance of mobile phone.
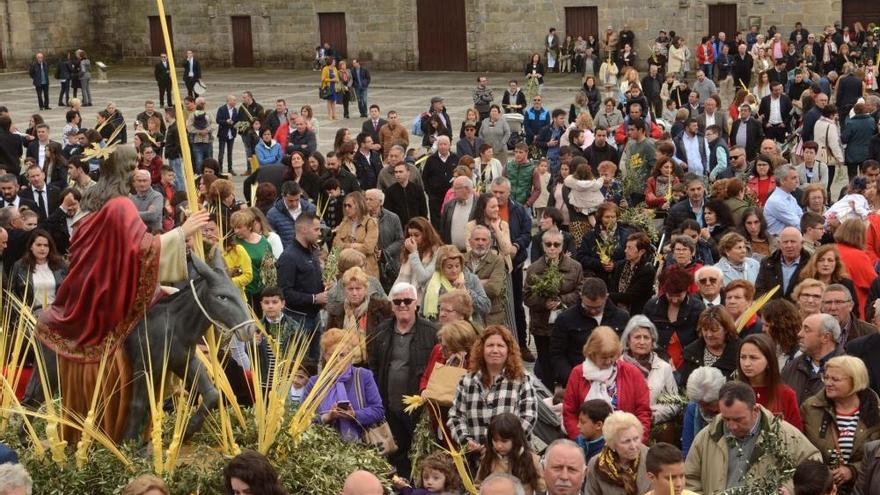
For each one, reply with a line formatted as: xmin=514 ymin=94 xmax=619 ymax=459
xmin=337 ymin=400 xmax=351 ymax=410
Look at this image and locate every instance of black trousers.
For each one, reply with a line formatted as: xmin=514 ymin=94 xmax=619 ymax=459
xmin=218 ymin=137 xmax=235 ymax=171
xmin=157 ymin=81 xmax=171 ymax=107
xmin=764 ymin=123 xmax=787 ymax=143
xmin=512 ymin=264 xmax=527 ymax=349
xmin=58 ymin=81 xmax=70 ymax=106
xmin=35 ymin=84 xmax=49 ymax=109
xmin=184 ymin=77 xmax=197 ymax=98
xmin=534 ymin=334 xmax=554 ymax=389
xmin=428 ymin=195 xmax=444 ymax=232
xmin=387 ymin=408 xmax=417 ymax=479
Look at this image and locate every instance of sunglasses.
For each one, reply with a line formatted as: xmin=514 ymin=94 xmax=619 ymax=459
xmin=698 ymin=278 xmax=718 ymax=284
xmin=730 ymin=154 xmax=745 ymax=159
xmin=544 ymin=242 xmax=562 ymax=248
xmin=392 ymin=298 xmax=415 ymax=306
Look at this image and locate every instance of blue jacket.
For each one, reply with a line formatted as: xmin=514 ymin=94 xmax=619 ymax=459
xmin=842 ymin=113 xmax=877 ymax=164
xmin=277 ymin=238 xmax=324 ymax=316
xmin=576 ymin=435 xmax=606 ymax=464
xmin=267 ymin=197 xmax=316 ymax=250
xmin=506 ymin=199 xmax=532 ymax=267
xmin=216 ymin=104 xmax=238 ymax=140
xmin=353 ymin=150 xmax=383 ymax=190
xmin=301 ymin=366 xmax=385 ymax=439
xmin=523 ymin=107 xmax=550 ymax=144
xmin=255 ymin=140 xmax=283 ymax=166
xmin=681 ymin=401 xmax=710 ymax=458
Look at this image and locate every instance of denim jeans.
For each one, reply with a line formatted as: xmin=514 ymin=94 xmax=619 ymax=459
xmin=354 ymin=87 xmax=368 ymax=117
xmin=192 ymin=142 xmax=212 ymax=173
xmin=168 ymin=157 xmax=185 ymax=191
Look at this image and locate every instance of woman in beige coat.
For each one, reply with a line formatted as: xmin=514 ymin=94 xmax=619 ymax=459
xmin=333 ymin=191 xmax=379 ymax=278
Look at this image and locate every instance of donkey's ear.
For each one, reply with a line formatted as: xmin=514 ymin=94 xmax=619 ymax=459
xmin=191 ymin=251 xmax=214 ymax=280
xmin=209 ymin=245 xmax=228 ymax=273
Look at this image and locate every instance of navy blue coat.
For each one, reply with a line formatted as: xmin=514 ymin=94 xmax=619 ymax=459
xmin=277 ymin=239 xmax=324 ymax=317
xmin=842 ymin=113 xmax=877 ymax=164
xmin=216 ymin=105 xmax=238 ymax=141
xmin=266 ymin=197 xmax=316 ymax=250
xmin=523 ymin=107 xmax=550 ymax=145
xmin=506 ymin=199 xmax=532 ymax=267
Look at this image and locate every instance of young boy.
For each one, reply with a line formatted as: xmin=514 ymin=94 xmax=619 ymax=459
xmin=792 ymin=459 xmax=835 ymax=495
xmin=256 ymin=286 xmax=298 ymax=390
xmin=576 ymin=399 xmax=612 ymax=463
xmin=644 ymin=442 xmax=698 ymax=495
xmin=290 ymin=358 xmax=317 ymax=405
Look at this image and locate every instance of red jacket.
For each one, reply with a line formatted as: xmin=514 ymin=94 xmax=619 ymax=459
xmin=865 ymin=213 xmax=880 ymax=266
xmin=754 ymin=384 xmax=802 ymax=431
xmin=274 ymin=122 xmax=291 ymax=152
xmin=562 ymin=360 xmax=652 ymax=441
xmin=697 ymin=43 xmax=715 ymax=64
xmin=645 ymin=176 xmax=680 ymax=208
xmin=836 ymin=243 xmax=877 ymax=320
xmin=614 ymin=120 xmax=663 ymax=146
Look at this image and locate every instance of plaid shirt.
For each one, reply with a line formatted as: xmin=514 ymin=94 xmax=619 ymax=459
xmin=447 ymin=370 xmax=537 ymax=445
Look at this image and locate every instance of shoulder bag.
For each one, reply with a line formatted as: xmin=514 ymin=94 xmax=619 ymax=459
xmin=422 ymin=359 xmax=468 ymax=407
xmin=354 ymin=368 xmax=398 ymax=456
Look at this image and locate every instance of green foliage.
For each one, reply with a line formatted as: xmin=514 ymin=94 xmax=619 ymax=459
xmin=618 ymin=204 xmax=658 ymax=241
xmin=527 ymin=259 xmax=563 ymax=299
xmin=720 ymin=415 xmax=797 ymax=495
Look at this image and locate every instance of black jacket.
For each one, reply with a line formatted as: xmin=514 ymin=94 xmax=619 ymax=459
xmin=353 ymin=150 xmax=383 ymax=190
xmin=758 ymin=94 xmax=793 ymax=128
xmin=609 ymin=258 xmax=657 ymax=315
xmin=583 ymin=142 xmax=619 ymax=171
xmin=664 ymin=199 xmax=705 ymax=237
xmin=728 ymin=117 xmax=764 ymax=161
xmin=384 ymin=181 xmax=427 ymax=227
xmin=642 ymin=294 xmax=706 ymax=352
xmin=440 ymin=199 xmax=476 ymax=246
xmin=20 ymin=184 xmax=61 ymax=220
xmin=9 ymin=259 xmax=67 ymax=307
xmin=362 ymin=118 xmax=388 ymax=144
xmin=550 ymin=301 xmax=630 ymax=386
xmin=782 ymin=346 xmax=845 ymax=403
xmin=56 ymin=59 xmax=74 ymax=80
xmin=319 ymin=168 xmax=360 ymax=196
xmin=154 ymin=61 xmax=171 ymax=84
xmin=164 ymin=122 xmax=181 ymax=160
xmin=277 ymin=239 xmax=323 ymax=316
xmin=422 ymin=152 xmax=459 ymax=200
xmin=367 ymin=316 xmax=437 ymax=407
xmin=847 ymin=333 xmax=880 ymax=396
xmin=754 ymin=249 xmax=811 ymax=299
xmin=38 ymin=206 xmax=73 ymax=256
xmin=575 ymin=226 xmax=632 ymax=282
xmin=0 ymin=129 xmax=25 ymax=174
xmin=678 ymin=337 xmax=738 ymax=387
xmin=183 ymin=58 xmax=201 ymax=80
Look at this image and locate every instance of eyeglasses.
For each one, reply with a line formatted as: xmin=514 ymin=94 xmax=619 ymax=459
xmin=730 ymin=154 xmax=745 ymax=160
xmin=544 ymin=242 xmax=562 ymax=248
xmin=698 ymin=277 xmax=719 ymax=284
xmin=799 ymin=293 xmax=822 ymax=299
xmin=392 ymin=298 xmax=415 ymax=307
xmin=823 ymin=299 xmax=852 ymax=306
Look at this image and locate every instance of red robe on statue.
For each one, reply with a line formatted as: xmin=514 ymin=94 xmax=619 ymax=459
xmin=36 ymin=196 xmax=162 ymax=362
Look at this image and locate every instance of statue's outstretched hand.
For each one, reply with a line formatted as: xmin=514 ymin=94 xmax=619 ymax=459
xmin=180 ymin=209 xmax=210 ymax=238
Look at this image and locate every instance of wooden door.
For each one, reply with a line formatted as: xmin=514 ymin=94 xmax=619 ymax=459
xmin=416 ymin=0 xmax=467 ymax=71
xmin=565 ymin=7 xmax=598 ymax=41
xmin=842 ymin=0 xmax=880 ymax=31
xmin=708 ymin=4 xmax=737 ymax=39
xmin=149 ymin=16 xmax=173 ymax=57
xmin=318 ymin=13 xmax=348 ymax=60
xmin=231 ymin=16 xmax=254 ymax=67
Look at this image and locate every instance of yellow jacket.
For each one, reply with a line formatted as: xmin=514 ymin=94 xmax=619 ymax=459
xmin=222 ymin=244 xmax=253 ymax=300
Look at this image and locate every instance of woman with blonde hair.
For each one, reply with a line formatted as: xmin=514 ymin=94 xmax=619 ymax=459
xmin=326 ymin=266 xmax=392 ymax=363
xmin=248 ymin=207 xmax=283 ymax=259
xmin=792 ymin=278 xmax=827 ymax=319
xmin=420 ymin=318 xmax=480 ymax=392
xmin=122 ymin=474 xmax=169 ymax=495
xmin=421 ymin=244 xmax=489 ymax=323
xmin=802 ymin=356 xmax=880 ymax=493
xmin=585 ymin=411 xmax=651 ymax=495
xmin=562 ymin=326 xmax=652 ymax=440
xmin=231 ymin=208 xmax=274 ymax=311
xmin=560 ymin=111 xmax=595 ymax=150
xmin=333 ymin=191 xmax=379 ymax=279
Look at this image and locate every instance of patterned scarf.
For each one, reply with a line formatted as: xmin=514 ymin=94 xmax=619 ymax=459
xmin=596 ymin=446 xmax=640 ymax=495
xmin=621 ymin=351 xmax=653 ymax=378
xmin=343 ymin=297 xmax=371 ymax=363
xmin=618 ymin=261 xmax=636 ymax=293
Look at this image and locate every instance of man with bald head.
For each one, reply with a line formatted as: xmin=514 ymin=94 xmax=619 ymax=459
xmin=422 ymin=135 xmax=459 ymax=231
xmin=340 ymin=470 xmax=383 ymax=495
xmin=480 ymin=473 xmax=526 ymax=495
xmin=129 ymin=169 xmax=164 ymax=232
xmin=755 ymin=226 xmax=810 ymax=299
xmin=543 ymin=439 xmax=587 ymax=495
xmin=440 ymin=175 xmax=475 ymax=248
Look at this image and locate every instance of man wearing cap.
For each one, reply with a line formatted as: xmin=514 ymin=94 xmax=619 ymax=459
xmin=420 ymin=96 xmax=452 ymax=139
xmin=456 ymin=121 xmax=483 ymax=158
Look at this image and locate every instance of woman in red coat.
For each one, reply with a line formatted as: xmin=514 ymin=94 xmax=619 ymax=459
xmin=835 ymin=219 xmax=878 ymax=320
xmin=736 ymin=333 xmax=803 ymax=430
xmin=562 ymin=326 xmax=652 ymax=441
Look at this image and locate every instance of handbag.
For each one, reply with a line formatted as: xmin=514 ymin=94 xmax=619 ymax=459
xmin=319 ymin=86 xmax=331 ymax=100
xmin=422 ymin=361 xmax=468 ymax=406
xmin=354 ymin=368 xmax=398 ymax=456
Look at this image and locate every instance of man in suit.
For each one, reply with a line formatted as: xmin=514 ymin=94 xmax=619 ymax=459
xmin=25 ymin=124 xmax=63 ymax=177
xmin=758 ymin=81 xmax=793 ymax=143
xmin=183 ymin=50 xmax=202 ymax=98
xmin=729 ymin=103 xmax=764 ymax=161
xmin=216 ymin=95 xmax=238 ymax=175
xmin=697 ymin=95 xmax=728 ymax=140
xmin=0 ymin=174 xmax=38 ymax=212
xmin=154 ymin=53 xmax=172 ymax=107
xmin=731 ymin=43 xmax=754 ymax=90
xmin=422 ymin=136 xmax=459 ymax=231
xmin=21 ymin=165 xmax=60 ymax=221
xmin=440 ymin=175 xmax=476 ymax=250
xmin=351 ymin=59 xmax=371 ymax=118
xmin=361 ymin=104 xmax=387 ymax=153
xmin=29 ymin=52 xmax=50 ymax=110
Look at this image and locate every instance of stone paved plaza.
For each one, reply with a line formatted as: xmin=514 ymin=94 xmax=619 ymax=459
xmin=0 ymin=66 xmax=584 ymax=176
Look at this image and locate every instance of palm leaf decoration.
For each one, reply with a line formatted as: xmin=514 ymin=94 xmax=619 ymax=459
xmin=736 ymin=285 xmax=779 ymax=333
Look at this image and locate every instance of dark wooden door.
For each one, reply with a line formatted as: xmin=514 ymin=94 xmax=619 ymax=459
xmin=148 ymin=16 xmax=173 ymax=57
xmin=416 ymin=0 xmax=467 ymax=71
xmin=318 ymin=13 xmax=348 ymax=60
xmin=565 ymin=7 xmax=598 ymax=40
xmin=842 ymin=0 xmax=880 ymax=31
xmin=708 ymin=4 xmax=737 ymax=39
xmin=231 ymin=16 xmax=254 ymax=67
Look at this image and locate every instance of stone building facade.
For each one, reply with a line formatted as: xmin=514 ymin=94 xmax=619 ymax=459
xmin=0 ymin=0 xmax=862 ymax=72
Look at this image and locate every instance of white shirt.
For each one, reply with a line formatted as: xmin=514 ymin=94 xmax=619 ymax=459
xmin=769 ymin=97 xmax=783 ymax=125
xmin=187 ymin=58 xmax=194 ymax=77
xmin=38 ymin=143 xmax=47 ymax=168
xmin=32 ymin=187 xmax=47 ymax=216
xmin=705 ymin=112 xmax=716 ymax=128
xmin=287 ymin=203 xmax=302 ymax=221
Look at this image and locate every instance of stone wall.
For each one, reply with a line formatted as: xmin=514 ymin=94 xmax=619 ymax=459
xmin=0 ymin=0 xmax=846 ymax=71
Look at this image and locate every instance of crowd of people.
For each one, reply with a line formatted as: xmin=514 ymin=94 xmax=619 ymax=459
xmin=2 ymin=17 xmax=880 ymax=495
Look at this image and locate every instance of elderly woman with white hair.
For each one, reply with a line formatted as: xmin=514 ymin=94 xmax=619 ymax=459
xmin=620 ymin=315 xmax=680 ymax=443
xmin=680 ymin=366 xmax=726 ymax=457
xmin=585 ymin=411 xmax=651 ymax=495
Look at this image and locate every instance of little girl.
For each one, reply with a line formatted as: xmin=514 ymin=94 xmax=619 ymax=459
xmin=527 ymin=159 xmax=552 ymax=220
xmin=476 ymin=413 xmax=545 ymax=495
xmin=826 ymin=176 xmax=874 ymax=223
xmin=393 ymin=452 xmax=462 ymax=495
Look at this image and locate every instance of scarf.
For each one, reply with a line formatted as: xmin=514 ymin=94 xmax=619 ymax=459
xmin=655 ymin=176 xmax=672 ymax=197
xmin=618 ymin=261 xmax=637 ymax=293
xmin=596 ymin=446 xmax=640 ymax=495
xmin=621 ymin=352 xmax=653 ymax=379
xmin=316 ymin=365 xmax=361 ymax=441
xmin=423 ymin=271 xmax=463 ymax=319
xmin=581 ymin=359 xmax=617 ymax=406
xmin=343 ymin=297 xmax=371 ymax=363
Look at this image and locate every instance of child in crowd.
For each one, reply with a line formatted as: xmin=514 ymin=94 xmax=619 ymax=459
xmin=476 ymin=412 xmax=545 ymax=495
xmin=527 ymin=158 xmax=551 ymax=220
xmin=792 ymin=459 xmax=835 ymax=495
xmin=644 ymin=442 xmax=698 ymax=495
xmin=826 ymin=176 xmax=873 ymax=223
xmin=319 ymin=178 xmax=345 ymax=236
xmin=575 ymin=399 xmax=611 ymax=464
xmin=255 ymin=286 xmax=299 ymax=387
xmin=289 ymin=359 xmax=316 ymax=406
xmin=392 ymin=451 xmax=462 ymax=494
xmin=312 ymin=46 xmax=325 ymax=71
